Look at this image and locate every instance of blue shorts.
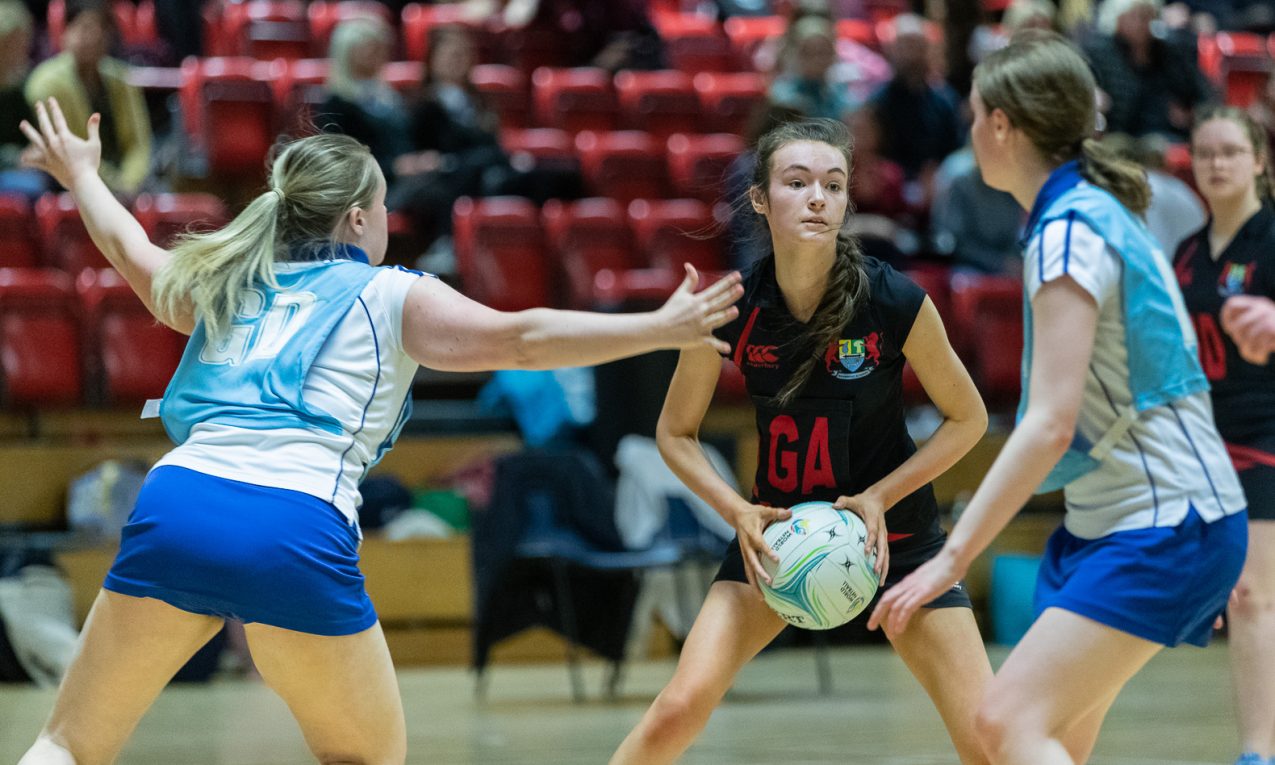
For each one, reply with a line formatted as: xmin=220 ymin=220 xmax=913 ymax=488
xmin=104 ymin=466 xmax=378 ymax=636
xmin=1034 ymin=506 xmax=1247 ymax=647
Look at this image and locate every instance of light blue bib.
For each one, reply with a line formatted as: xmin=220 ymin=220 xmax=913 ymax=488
xmin=160 ymin=246 xmax=381 ymax=445
xmin=1018 ymin=163 xmax=1208 ymax=493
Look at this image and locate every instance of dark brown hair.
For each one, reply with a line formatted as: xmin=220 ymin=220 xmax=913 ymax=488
xmin=750 ymin=117 xmax=868 ymax=406
xmin=974 ymin=29 xmax=1151 ymax=214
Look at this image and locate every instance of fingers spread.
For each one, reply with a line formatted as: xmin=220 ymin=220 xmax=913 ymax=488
xmin=18 ymin=121 xmax=46 ymax=152
xmin=48 ymin=97 xmax=71 ymax=135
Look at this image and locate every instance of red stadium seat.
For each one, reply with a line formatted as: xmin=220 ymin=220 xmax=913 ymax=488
xmin=48 ymin=0 xmax=157 ymax=50
xmin=666 ymin=132 xmax=746 ymax=203
xmin=0 ymin=196 xmax=41 ymax=269
xmin=132 ymin=193 xmax=229 ymax=248
xmin=308 ymin=1 xmax=395 ymax=57
xmin=452 ymin=197 xmax=550 ymax=311
xmin=948 ymin=273 xmax=1022 ymax=407
xmin=77 ymin=268 xmax=185 ymax=405
xmin=472 ymin=64 xmax=530 ymax=130
xmin=273 ymin=58 xmax=330 ymax=133
xmin=664 ymin=29 xmax=739 ymax=74
xmin=903 ymin=264 xmax=952 ymax=324
xmin=614 ymin=70 xmax=703 ymax=141
xmin=693 ymin=72 xmax=767 ymax=135
xmin=575 ymin=131 xmax=669 ymax=203
xmin=35 ymin=193 xmax=108 ymax=273
xmin=1164 ymin=143 xmax=1195 ymax=189
xmin=501 ymin=128 xmax=578 ymax=173
xmin=651 ymin=11 xmax=719 ymax=38
xmin=0 ymin=268 xmax=81 ymax=407
xmin=1200 ymin=31 xmax=1267 ymax=82
xmin=1215 ymin=32 xmax=1273 ymax=107
xmin=722 ymin=15 xmax=785 ymax=70
xmin=543 ymin=198 xmax=638 ymax=308
xmin=400 ymin=2 xmax=492 ymax=64
xmin=591 ymin=266 xmax=683 ymax=311
xmin=532 ymin=67 xmax=619 ymax=134
xmin=628 ymin=198 xmax=724 ymax=272
xmin=180 ymin=57 xmax=278 ymax=177
xmin=223 ymin=0 xmax=312 ymax=60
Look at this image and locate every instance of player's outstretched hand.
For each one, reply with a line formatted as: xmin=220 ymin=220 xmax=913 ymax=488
xmin=657 ymin=264 xmax=743 ymax=355
xmin=731 ymin=502 xmax=792 ymax=597
xmin=867 ymin=546 xmax=964 ymax=634
xmin=19 ymin=98 xmax=102 ymax=191
xmin=1221 ymin=295 xmax=1275 ymax=366
xmin=834 ymin=492 xmax=889 ymax=582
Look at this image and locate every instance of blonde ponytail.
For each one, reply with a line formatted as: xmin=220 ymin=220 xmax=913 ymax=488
xmin=152 ymin=133 xmax=381 ymax=341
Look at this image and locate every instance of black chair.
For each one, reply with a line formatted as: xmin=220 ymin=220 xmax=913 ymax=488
xmin=471 ymin=448 xmax=686 ymax=702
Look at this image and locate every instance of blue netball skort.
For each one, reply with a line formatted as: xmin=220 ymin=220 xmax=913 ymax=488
xmin=104 ymin=465 xmax=377 ymax=636
xmin=1034 ymin=505 xmax=1247 ymax=647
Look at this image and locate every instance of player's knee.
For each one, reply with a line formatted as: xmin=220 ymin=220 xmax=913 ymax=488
xmin=972 ymin=694 xmax=1019 ymax=757
xmin=644 ymin=685 xmax=716 ymax=740
xmin=1231 ymin=576 xmax=1275 ymax=619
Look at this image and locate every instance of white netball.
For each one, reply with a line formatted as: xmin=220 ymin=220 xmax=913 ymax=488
xmin=760 ymin=501 xmax=881 ymax=630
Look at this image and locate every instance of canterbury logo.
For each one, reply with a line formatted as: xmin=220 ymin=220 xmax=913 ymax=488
xmin=745 ymin=344 xmax=779 ymax=365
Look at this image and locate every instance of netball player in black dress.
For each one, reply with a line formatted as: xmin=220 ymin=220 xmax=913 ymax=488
xmin=609 ymin=119 xmax=993 ymax=765
xmin=1174 ymin=106 xmax=1275 ymax=765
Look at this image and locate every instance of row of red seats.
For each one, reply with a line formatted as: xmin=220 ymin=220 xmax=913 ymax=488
xmin=0 ymin=268 xmax=184 ymax=408
xmin=906 ymin=269 xmax=1022 ymax=408
xmin=0 ymin=193 xmax=228 ymax=274
xmin=177 ymin=56 xmax=765 ymax=175
xmin=204 ymin=2 xmax=895 ymax=74
xmin=453 ymin=196 xmax=730 ymax=312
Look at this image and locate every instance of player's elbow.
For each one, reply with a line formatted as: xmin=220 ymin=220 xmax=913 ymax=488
xmin=1031 ymin=410 xmax=1077 ymax=455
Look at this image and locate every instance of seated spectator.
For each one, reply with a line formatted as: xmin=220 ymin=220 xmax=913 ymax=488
xmin=25 ymin=0 xmax=153 ymax=194
xmin=394 ymin=25 xmax=582 ymax=261
xmin=0 ymin=0 xmax=46 ymax=197
xmin=845 ymin=105 xmax=916 ymax=266
xmin=767 ymin=16 xmax=856 ymax=121
xmin=930 ymin=145 xmax=1024 ymax=275
xmin=869 ymin=14 xmax=964 ymax=201
xmin=968 ymin=0 xmax=1059 ymax=64
xmin=501 ymin=0 xmax=665 ymax=72
xmin=753 ymin=0 xmax=890 ymax=104
xmin=1084 ymin=0 xmax=1213 ymax=140
xmin=315 ymin=16 xmax=411 ymax=183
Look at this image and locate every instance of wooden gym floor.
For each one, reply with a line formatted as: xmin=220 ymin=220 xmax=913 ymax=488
xmin=0 ymin=642 xmax=1238 ymax=764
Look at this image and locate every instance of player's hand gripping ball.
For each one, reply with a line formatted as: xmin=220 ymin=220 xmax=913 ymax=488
xmin=760 ymin=501 xmax=881 ymax=630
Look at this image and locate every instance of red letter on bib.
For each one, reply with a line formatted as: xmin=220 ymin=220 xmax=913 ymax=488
xmin=802 ymin=416 xmax=836 ymax=493
xmin=768 ymin=415 xmax=799 ymax=493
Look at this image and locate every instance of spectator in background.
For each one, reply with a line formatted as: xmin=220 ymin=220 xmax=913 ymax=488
xmin=394 ymin=25 xmax=580 ymax=263
xmin=767 ymin=16 xmax=855 ymax=121
xmin=969 ymin=0 xmax=1059 ymax=64
xmin=0 ymin=0 xmax=45 ymax=197
xmin=1084 ymin=0 xmax=1213 ymax=140
xmin=753 ymin=0 xmax=890 ymax=104
xmin=930 ymin=144 xmax=1025 ymax=275
xmin=25 ymin=0 xmax=152 ymax=194
xmin=316 ymin=16 xmax=411 ymax=183
xmin=1103 ymin=132 xmax=1206 ymax=255
xmin=869 ymin=14 xmax=964 ymax=206
xmin=844 ymin=105 xmax=914 ymax=267
xmin=501 ymin=0 xmax=665 ymax=72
